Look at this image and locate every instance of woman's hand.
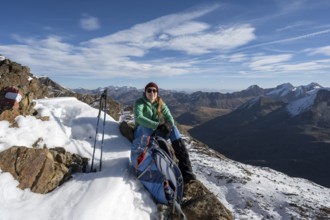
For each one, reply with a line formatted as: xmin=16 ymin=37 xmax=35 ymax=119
xmin=156 ymin=121 xmax=173 ymax=137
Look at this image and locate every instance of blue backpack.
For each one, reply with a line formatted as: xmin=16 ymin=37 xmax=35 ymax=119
xmin=131 ymin=135 xmax=186 ymax=219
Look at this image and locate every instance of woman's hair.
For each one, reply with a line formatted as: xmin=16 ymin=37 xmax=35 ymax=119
xmin=157 ymin=96 xmax=164 ymax=117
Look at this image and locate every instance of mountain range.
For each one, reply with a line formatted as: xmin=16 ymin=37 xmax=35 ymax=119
xmin=74 ymin=83 xmax=324 ymax=126
xmin=74 ymin=84 xmax=273 ymax=128
xmin=190 ymin=83 xmax=330 ymax=188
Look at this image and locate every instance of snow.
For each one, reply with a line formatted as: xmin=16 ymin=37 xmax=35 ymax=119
xmin=286 ymin=93 xmax=317 ymax=116
xmin=285 ymin=87 xmax=325 ymax=116
xmin=266 ymin=83 xmax=293 ymax=97
xmin=0 ymin=97 xmax=157 ymax=220
xmin=266 ymin=83 xmax=322 ymax=100
xmin=1 ymin=97 xmax=330 ymax=220
xmin=189 ymin=142 xmax=330 ymax=219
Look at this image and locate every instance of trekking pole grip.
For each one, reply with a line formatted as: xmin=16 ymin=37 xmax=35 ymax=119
xmin=102 ymin=89 xmax=107 ymax=99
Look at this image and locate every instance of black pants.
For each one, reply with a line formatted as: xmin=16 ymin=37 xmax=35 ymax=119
xmin=172 ymin=139 xmax=196 ymax=183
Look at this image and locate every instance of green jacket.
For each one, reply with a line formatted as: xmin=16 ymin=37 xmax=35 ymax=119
xmin=134 ymin=94 xmax=174 ymax=130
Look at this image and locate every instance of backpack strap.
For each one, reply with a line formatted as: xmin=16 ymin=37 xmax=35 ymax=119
xmin=136 ymin=160 xmax=154 ymax=179
xmin=135 ymin=136 xmax=151 ymax=173
xmin=173 ymin=200 xmax=187 ymax=220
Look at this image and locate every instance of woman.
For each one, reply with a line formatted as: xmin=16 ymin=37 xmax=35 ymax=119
xmin=134 ymin=82 xmax=196 ymax=183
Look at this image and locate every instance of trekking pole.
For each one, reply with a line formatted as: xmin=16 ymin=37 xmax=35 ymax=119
xmin=99 ymin=89 xmax=107 ymax=171
xmin=90 ymin=89 xmax=108 ymax=172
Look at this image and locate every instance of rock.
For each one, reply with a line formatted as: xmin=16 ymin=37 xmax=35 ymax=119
xmin=0 ymin=146 xmax=88 ymax=194
xmin=0 ymin=88 xmax=37 ymax=124
xmin=0 ymin=84 xmax=37 ymax=124
xmin=0 ymin=109 xmax=20 ymax=124
xmin=20 ymin=91 xmax=36 ymax=116
xmin=119 ymin=121 xmax=135 ymax=142
xmin=181 ymin=180 xmax=234 ymax=220
xmin=0 ymin=59 xmax=30 ymax=89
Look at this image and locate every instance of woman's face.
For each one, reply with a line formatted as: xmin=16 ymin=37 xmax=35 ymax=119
xmin=145 ymin=87 xmax=158 ymax=103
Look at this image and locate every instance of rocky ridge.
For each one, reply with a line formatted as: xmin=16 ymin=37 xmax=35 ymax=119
xmin=0 ymin=58 xmax=119 ymax=193
xmin=0 ymin=58 xmax=121 ymax=122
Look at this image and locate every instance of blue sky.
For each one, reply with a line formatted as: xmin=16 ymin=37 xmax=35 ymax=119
xmin=1 ymin=0 xmax=330 ymax=91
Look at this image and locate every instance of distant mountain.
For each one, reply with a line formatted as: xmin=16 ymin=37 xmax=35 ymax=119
xmin=189 ymin=85 xmax=330 ymax=188
xmin=75 ymin=84 xmax=274 ymax=127
xmin=265 ymin=82 xmax=322 ymax=102
xmin=77 ymin=82 xmax=323 ymax=128
xmin=38 ymin=76 xmax=76 ymax=97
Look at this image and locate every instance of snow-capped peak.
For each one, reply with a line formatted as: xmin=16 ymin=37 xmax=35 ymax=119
xmin=286 ymin=93 xmax=317 ymax=116
xmin=266 ymin=83 xmax=294 ymax=97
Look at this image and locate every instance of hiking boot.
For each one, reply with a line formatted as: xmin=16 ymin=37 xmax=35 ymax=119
xmin=171 ymin=139 xmax=196 ymax=184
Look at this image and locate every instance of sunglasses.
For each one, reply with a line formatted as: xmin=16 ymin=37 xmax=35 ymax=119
xmin=147 ymin=88 xmax=157 ymax=93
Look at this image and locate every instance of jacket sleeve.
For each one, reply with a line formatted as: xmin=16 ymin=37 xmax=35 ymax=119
xmin=134 ymin=100 xmax=159 ymax=130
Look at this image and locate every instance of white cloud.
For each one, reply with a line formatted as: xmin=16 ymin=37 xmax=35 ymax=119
xmin=305 ymin=45 xmax=330 ymax=56
xmin=228 ymin=53 xmax=247 ymax=62
xmin=249 ymin=54 xmax=292 ymax=71
xmin=281 ymin=59 xmax=330 ymax=71
xmin=276 ymin=20 xmax=313 ymax=32
xmin=80 ymin=15 xmax=101 ymax=31
xmin=84 ymin=6 xmax=255 ymax=55
xmin=162 ymin=24 xmax=256 ymax=55
xmin=165 ymin=21 xmax=210 ymax=36
xmin=0 ymin=35 xmax=194 ymax=79
xmin=87 ymin=4 xmax=220 ymax=45
xmin=247 ymin=52 xmax=330 ymax=73
xmin=239 ymin=29 xmax=330 ymax=52
xmin=0 ymin=19 xmax=255 ymax=79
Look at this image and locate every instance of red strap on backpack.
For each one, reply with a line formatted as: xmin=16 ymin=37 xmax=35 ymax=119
xmin=135 ymin=136 xmax=151 ymax=173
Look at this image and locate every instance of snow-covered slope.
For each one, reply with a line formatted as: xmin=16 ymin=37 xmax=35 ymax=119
xmin=188 ymin=139 xmax=330 ymax=219
xmin=0 ymin=97 xmax=157 ymax=220
xmin=1 ymin=97 xmax=329 ymax=220
xmin=286 ymin=93 xmax=317 ymax=116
